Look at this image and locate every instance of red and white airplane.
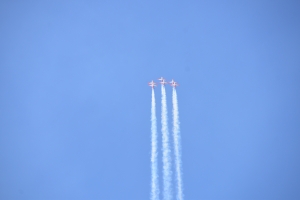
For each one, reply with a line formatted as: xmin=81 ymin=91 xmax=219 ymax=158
xmin=158 ymin=77 xmax=168 ymax=85
xmin=148 ymin=80 xmax=157 ymax=88
xmin=170 ymin=79 xmax=179 ymax=87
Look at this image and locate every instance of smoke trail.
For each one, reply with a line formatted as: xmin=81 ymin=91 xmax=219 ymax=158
xmin=161 ymin=85 xmax=172 ymax=200
xmin=151 ymin=89 xmax=159 ymax=200
xmin=172 ymin=87 xmax=184 ymax=200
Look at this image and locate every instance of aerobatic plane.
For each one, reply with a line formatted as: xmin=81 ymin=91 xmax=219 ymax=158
xmin=158 ymin=77 xmax=168 ymax=85
xmin=160 ymin=79 xmax=168 ymax=85
xmin=158 ymin=77 xmax=165 ymax=81
xmin=148 ymin=80 xmax=156 ymax=88
xmin=170 ymin=80 xmax=179 ymax=87
xmin=169 ymin=79 xmax=175 ymax=84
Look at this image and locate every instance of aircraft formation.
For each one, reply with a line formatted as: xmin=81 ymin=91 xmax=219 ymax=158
xmin=148 ymin=77 xmax=179 ymax=88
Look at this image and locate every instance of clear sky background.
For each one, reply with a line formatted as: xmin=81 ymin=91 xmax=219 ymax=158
xmin=1 ymin=1 xmax=300 ymax=200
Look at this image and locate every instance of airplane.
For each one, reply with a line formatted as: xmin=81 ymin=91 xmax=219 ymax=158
xmin=160 ymin=79 xmax=168 ymax=85
xmin=158 ymin=77 xmax=165 ymax=81
xmin=170 ymin=80 xmax=179 ymax=87
xmin=148 ymin=80 xmax=157 ymax=88
xmin=169 ymin=79 xmax=175 ymax=84
xmin=158 ymin=77 xmax=168 ymax=85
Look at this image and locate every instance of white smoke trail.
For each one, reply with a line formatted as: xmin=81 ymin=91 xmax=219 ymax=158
xmin=151 ymin=88 xmax=159 ymax=200
xmin=172 ymin=87 xmax=184 ymax=200
xmin=161 ymin=85 xmax=172 ymax=200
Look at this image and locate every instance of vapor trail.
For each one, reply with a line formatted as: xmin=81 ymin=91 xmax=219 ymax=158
xmin=172 ymin=87 xmax=183 ymax=200
xmin=151 ymin=88 xmax=159 ymax=200
xmin=161 ymin=85 xmax=172 ymax=200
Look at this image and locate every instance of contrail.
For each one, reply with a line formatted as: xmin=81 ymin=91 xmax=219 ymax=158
xmin=161 ymin=84 xmax=172 ymax=200
xmin=172 ymin=87 xmax=184 ymax=200
xmin=151 ymin=88 xmax=159 ymax=200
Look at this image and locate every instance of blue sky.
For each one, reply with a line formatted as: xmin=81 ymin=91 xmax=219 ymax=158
xmin=1 ymin=1 xmax=300 ymax=199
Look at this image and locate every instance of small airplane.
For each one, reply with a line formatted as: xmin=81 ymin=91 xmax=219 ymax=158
xmin=170 ymin=79 xmax=179 ymax=87
xmin=158 ymin=77 xmax=165 ymax=81
xmin=169 ymin=79 xmax=175 ymax=84
xmin=148 ymin=80 xmax=157 ymax=88
xmin=160 ymin=80 xmax=168 ymax=85
xmin=158 ymin=77 xmax=168 ymax=85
